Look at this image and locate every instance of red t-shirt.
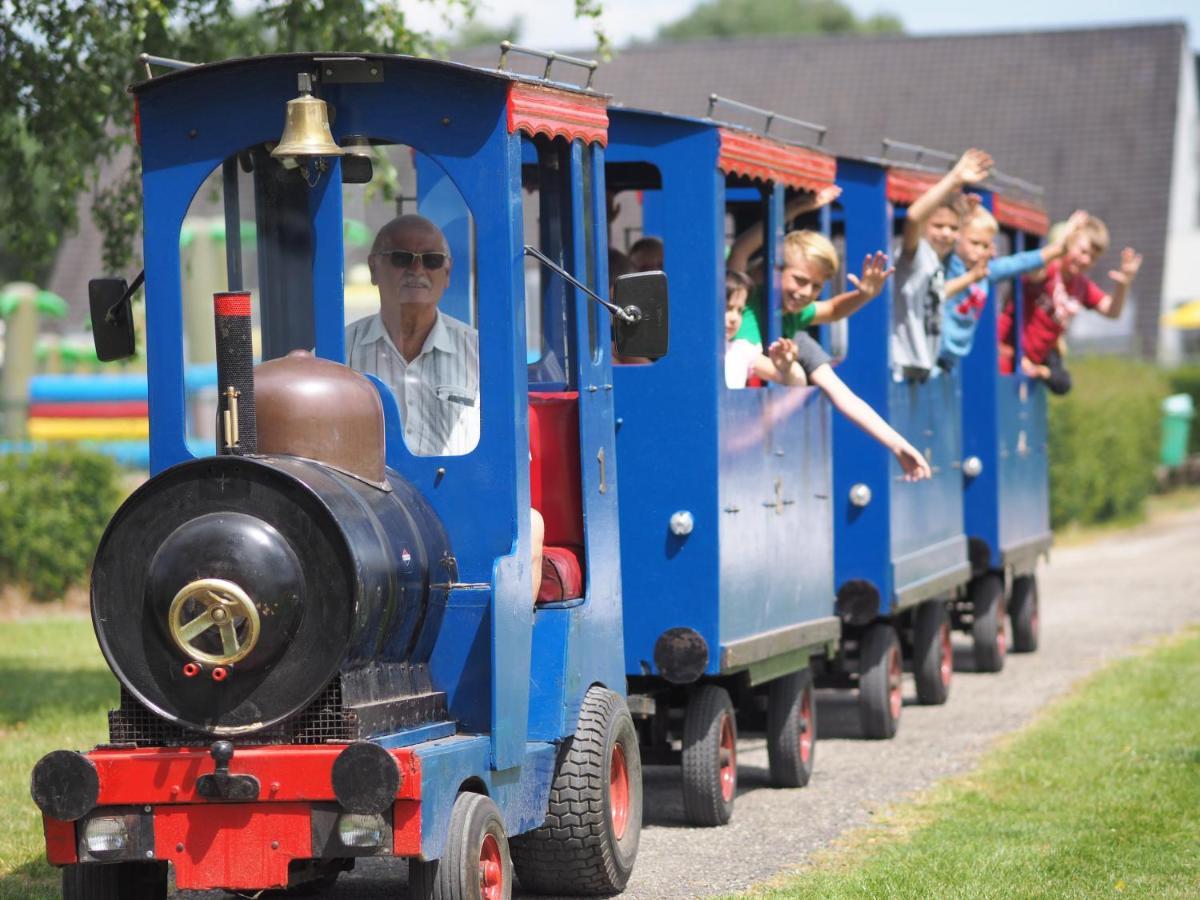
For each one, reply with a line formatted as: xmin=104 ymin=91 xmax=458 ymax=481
xmin=998 ymin=260 xmax=1106 ymax=370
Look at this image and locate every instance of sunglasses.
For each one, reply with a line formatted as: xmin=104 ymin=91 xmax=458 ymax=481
xmin=372 ymin=250 xmax=450 ymax=270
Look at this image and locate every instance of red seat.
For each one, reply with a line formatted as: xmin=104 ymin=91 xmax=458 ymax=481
xmin=529 ymin=392 xmax=585 ymax=603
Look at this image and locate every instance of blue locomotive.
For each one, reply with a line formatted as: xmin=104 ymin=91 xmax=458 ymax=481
xmin=31 ymin=51 xmax=667 ymax=899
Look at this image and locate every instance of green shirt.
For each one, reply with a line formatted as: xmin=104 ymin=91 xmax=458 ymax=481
xmin=733 ymin=290 xmax=818 ymax=348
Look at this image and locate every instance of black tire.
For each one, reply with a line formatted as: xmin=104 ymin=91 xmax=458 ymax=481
xmin=510 ymin=686 xmax=642 ymax=895
xmin=766 ymin=668 xmax=817 ymax=788
xmin=681 ymin=684 xmax=737 ymax=826
xmin=409 ymin=792 xmax=511 ymax=900
xmin=62 ymin=861 xmax=167 ymax=900
xmin=971 ymin=572 xmax=1007 ymax=673
xmin=858 ymin=623 xmax=902 ymax=739
xmin=1010 ymin=574 xmax=1040 ymax=653
xmin=913 ymin=601 xmax=953 ymax=705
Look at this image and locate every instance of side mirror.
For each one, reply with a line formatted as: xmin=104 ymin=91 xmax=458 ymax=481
xmin=612 ymin=271 xmax=669 ymax=361
xmin=88 ymin=277 xmax=136 ymax=362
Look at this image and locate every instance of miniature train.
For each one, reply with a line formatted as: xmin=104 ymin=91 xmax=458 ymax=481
xmin=30 ymin=47 xmax=1049 ymax=898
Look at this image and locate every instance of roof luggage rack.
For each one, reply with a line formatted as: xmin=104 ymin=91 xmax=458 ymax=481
xmin=705 ymin=94 xmax=827 ymax=146
xmin=497 ymin=41 xmax=599 ymax=90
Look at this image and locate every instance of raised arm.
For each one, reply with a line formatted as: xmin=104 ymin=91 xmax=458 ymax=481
xmin=728 ymin=185 xmax=842 ymax=273
xmin=901 ymin=149 xmax=993 ymax=256
xmin=943 ymin=257 xmax=989 ymax=299
xmin=1037 ymin=210 xmax=1089 ymax=266
xmin=1096 ymin=248 xmax=1142 ymax=319
xmin=810 ymin=251 xmax=894 ymax=325
xmin=809 ymin=365 xmax=932 ymax=480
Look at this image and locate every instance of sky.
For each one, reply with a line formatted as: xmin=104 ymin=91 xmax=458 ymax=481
xmin=405 ymin=0 xmax=1199 ymax=50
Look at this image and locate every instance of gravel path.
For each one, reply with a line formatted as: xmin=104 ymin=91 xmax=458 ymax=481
xmin=182 ymin=505 xmax=1200 ymax=899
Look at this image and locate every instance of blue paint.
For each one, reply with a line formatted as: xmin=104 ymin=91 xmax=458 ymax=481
xmin=375 ymin=720 xmax=458 ymax=749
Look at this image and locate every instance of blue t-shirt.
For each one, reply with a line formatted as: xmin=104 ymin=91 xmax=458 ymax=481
xmin=938 ymin=248 xmax=1046 ymax=368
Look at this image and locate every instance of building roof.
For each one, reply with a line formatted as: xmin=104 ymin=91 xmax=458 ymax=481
xmin=468 ymin=22 xmax=1187 ymax=356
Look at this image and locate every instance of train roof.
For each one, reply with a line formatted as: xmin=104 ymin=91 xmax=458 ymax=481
xmin=611 ymin=105 xmax=836 ymax=193
xmin=130 ymin=51 xmax=610 ymax=146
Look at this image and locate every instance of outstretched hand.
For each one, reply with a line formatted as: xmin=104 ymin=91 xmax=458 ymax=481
xmin=767 ymin=337 xmax=799 ymax=370
xmin=1109 ymin=247 xmax=1143 ymax=286
xmin=846 ymin=251 xmax=894 ymax=300
xmin=893 ymin=440 xmax=932 ymax=481
xmin=952 ymin=148 xmax=993 ymax=186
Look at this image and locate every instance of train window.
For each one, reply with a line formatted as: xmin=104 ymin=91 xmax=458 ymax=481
xmin=342 ymin=142 xmax=480 ymax=457
xmin=581 ymin=149 xmax=600 ymax=362
xmin=606 ymin=162 xmax=663 ymax=366
xmin=179 ymin=152 xmax=263 ymax=455
xmin=995 ymin=228 xmax=1017 ymax=377
xmin=524 ymin=136 xmax=576 ymax=390
xmin=723 ymin=180 xmax=771 ymax=390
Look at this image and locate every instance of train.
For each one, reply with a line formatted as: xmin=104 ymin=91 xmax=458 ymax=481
xmin=29 ymin=46 xmax=1050 ymax=898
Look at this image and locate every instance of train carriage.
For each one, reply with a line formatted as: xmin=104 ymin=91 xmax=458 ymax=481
xmin=607 ymin=106 xmax=840 ymax=826
xmin=961 ymin=181 xmax=1053 ymax=657
xmin=822 ymin=153 xmax=971 ymax=738
xmin=30 ymin=51 xmax=667 ymax=899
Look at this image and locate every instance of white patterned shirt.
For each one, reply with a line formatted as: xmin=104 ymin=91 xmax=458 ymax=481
xmin=345 ymin=311 xmax=480 ymax=456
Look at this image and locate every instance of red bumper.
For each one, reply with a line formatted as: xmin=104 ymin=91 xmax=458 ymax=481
xmin=44 ymin=744 xmax=420 ymax=891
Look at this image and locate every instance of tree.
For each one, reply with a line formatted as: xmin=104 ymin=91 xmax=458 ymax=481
xmin=658 ymin=0 xmax=902 ymax=41
xmin=0 ymin=0 xmax=476 ymax=282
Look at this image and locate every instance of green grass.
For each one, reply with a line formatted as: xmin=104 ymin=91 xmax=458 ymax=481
xmin=750 ymin=629 xmax=1200 ymax=899
xmin=0 ymin=617 xmax=116 ymax=900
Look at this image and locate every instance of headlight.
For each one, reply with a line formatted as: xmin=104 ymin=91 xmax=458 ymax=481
xmin=337 ymin=813 xmax=387 ymax=848
xmin=83 ymin=816 xmax=130 ymax=855
xmin=963 ymin=456 xmax=983 ymax=478
xmin=669 ymin=510 xmax=694 ymax=536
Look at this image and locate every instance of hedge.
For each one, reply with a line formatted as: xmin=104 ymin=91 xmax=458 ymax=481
xmin=1167 ymin=365 xmax=1200 ymax=456
xmin=0 ymin=447 xmax=122 ymax=602
xmin=1047 ymin=356 xmax=1169 ymax=529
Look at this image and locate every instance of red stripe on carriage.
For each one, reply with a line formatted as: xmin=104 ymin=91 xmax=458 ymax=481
xmin=507 ymin=82 xmax=608 ymax=146
xmin=28 ymin=401 xmax=149 ymax=419
xmin=885 ymin=167 xmax=942 ymax=205
xmin=86 ymin=744 xmax=420 ymax=805
xmin=993 ymin=195 xmax=1050 ymax=237
xmin=213 ymin=292 xmax=252 ymax=317
xmin=718 ymin=129 xmax=837 ymax=192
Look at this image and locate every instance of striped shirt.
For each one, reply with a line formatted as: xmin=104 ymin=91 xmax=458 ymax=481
xmin=345 ymin=311 xmax=480 ymax=456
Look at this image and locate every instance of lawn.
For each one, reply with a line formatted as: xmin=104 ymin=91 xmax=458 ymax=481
xmin=0 ymin=617 xmax=115 ymax=900
xmin=752 ymin=628 xmax=1200 ymax=899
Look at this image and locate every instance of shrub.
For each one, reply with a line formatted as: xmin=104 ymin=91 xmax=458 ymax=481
xmin=1047 ymin=357 xmax=1169 ymax=529
xmin=0 ymin=447 xmax=122 ymax=602
xmin=1166 ymin=365 xmax=1200 ymax=455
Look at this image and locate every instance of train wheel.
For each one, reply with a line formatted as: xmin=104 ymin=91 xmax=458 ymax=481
xmin=510 ymin=686 xmax=642 ymax=895
xmin=62 ymin=861 xmax=167 ymax=900
xmin=971 ymin=572 xmax=1007 ymax=673
xmin=1009 ymin=574 xmax=1040 ymax=653
xmin=409 ymin=792 xmax=512 ymax=900
xmin=913 ymin=601 xmax=953 ymax=705
xmin=681 ymin=684 xmax=737 ymax=826
xmin=766 ymin=668 xmax=816 ymax=788
xmin=858 ymin=623 xmax=902 ymax=739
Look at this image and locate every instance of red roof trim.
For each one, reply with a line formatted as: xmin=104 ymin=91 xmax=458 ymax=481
xmin=885 ymin=168 xmax=942 ymax=205
xmin=717 ymin=129 xmax=836 ymax=192
xmin=993 ymin=195 xmax=1050 ymax=237
xmin=506 ymin=82 xmax=608 ymax=146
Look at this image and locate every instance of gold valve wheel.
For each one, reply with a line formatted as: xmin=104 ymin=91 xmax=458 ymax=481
xmin=168 ymin=578 xmax=261 ymax=666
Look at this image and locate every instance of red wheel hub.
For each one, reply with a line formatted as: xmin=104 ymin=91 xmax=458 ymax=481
xmin=478 ymin=833 xmax=503 ymax=900
xmin=939 ymin=621 xmax=953 ymax=689
xmin=888 ymin=644 xmax=903 ymax=721
xmin=609 ymin=742 xmax=630 ymax=840
xmin=719 ymin=714 xmax=737 ymax=803
xmin=799 ymin=686 xmax=814 ymax=764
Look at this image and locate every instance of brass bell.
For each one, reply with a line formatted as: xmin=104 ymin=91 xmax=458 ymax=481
xmin=271 ymin=73 xmax=343 ymax=160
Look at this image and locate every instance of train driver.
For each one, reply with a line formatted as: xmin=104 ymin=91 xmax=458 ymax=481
xmin=346 ymin=214 xmax=546 ymax=599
